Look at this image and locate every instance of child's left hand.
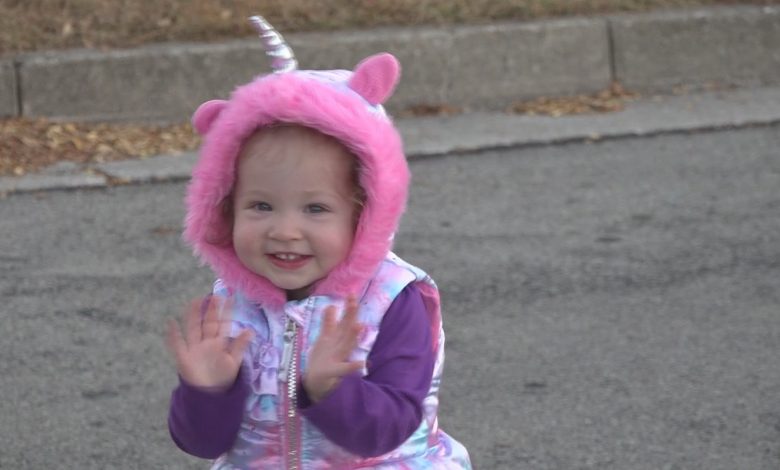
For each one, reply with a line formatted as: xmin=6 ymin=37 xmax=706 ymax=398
xmin=303 ymin=295 xmax=365 ymax=403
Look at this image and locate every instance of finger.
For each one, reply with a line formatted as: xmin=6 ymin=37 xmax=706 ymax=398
xmin=337 ymin=295 xmax=360 ymax=338
xmin=217 ymin=297 xmax=235 ymax=338
xmin=336 ymin=323 xmax=363 ymax=358
xmin=165 ymin=317 xmax=188 ymax=365
xmin=228 ymin=328 xmax=254 ymax=363
xmin=202 ymin=296 xmax=221 ymax=339
xmin=321 ymin=305 xmax=338 ymax=336
xmin=184 ymin=298 xmax=203 ymax=345
xmin=347 ymin=322 xmax=364 ymax=349
xmin=341 ymin=295 xmax=359 ymax=326
xmin=336 ymin=297 xmax=362 ymax=350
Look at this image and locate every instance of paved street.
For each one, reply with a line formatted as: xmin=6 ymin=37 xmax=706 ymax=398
xmin=1 ymin=125 xmax=779 ymax=469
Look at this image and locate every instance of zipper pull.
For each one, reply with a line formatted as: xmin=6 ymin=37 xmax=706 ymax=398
xmin=279 ymin=319 xmax=296 ymax=383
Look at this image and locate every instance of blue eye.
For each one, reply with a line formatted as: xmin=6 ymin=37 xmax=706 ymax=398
xmin=252 ymin=202 xmax=272 ymax=211
xmin=306 ymin=204 xmax=327 ymax=214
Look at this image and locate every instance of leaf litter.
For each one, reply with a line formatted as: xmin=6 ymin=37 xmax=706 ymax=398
xmin=1 ymin=83 xmax=642 ymax=177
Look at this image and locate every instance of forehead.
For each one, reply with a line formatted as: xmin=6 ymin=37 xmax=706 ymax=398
xmin=235 ymin=125 xmax=356 ymax=192
xmin=239 ymin=125 xmax=353 ymax=166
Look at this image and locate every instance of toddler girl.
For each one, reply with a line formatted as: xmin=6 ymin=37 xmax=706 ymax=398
xmin=166 ymin=16 xmax=471 ymax=469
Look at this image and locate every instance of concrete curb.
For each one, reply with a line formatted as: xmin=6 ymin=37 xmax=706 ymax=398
xmin=0 ymin=59 xmax=17 ymax=117
xmin=611 ymin=6 xmax=780 ymax=91
xmin=2 ymin=85 xmax=779 ymax=195
xmin=2 ymin=6 xmax=779 ymax=122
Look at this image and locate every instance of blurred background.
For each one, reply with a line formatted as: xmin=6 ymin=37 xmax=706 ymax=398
xmin=2 ymin=0 xmax=779 ymax=178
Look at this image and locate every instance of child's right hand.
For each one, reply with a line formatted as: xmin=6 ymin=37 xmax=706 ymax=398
xmin=166 ymin=296 xmax=254 ymax=392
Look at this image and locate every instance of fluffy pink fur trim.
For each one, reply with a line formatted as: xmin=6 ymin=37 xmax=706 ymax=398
xmin=184 ymin=72 xmax=409 ymax=308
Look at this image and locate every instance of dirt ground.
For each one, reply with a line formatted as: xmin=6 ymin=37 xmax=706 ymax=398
xmin=3 ymin=0 xmax=770 ymax=177
xmin=0 ymin=119 xmax=198 ymax=177
xmin=1 ymin=84 xmax=640 ymax=177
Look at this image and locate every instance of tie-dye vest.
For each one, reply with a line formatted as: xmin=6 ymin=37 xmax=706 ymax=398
xmin=209 ymin=253 xmax=471 ymax=469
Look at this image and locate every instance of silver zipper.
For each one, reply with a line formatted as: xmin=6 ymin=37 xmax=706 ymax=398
xmin=280 ymin=319 xmax=296 ymax=381
xmin=281 ymin=314 xmax=301 ymax=470
xmin=281 ymin=298 xmax=316 ymax=469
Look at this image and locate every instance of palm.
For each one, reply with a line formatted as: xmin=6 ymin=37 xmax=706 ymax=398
xmin=304 ymin=296 xmax=365 ymax=402
xmin=177 ymin=335 xmax=242 ymax=388
xmin=167 ymin=296 xmax=254 ymax=391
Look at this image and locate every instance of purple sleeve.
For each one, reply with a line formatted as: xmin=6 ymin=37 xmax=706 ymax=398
xmin=298 ymin=283 xmax=435 ymax=458
xmin=168 ymin=369 xmax=249 ymax=458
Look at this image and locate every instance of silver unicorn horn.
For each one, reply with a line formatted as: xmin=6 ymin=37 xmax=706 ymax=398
xmin=249 ymin=15 xmax=298 ymax=74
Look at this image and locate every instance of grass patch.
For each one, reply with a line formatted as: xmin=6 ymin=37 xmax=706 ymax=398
xmin=1 ymin=1 xmax=778 ymax=54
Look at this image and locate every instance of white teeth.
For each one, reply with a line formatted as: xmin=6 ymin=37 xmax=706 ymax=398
xmin=275 ymin=253 xmax=300 ymax=260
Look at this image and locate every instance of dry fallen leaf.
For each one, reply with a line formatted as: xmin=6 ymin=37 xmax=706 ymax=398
xmin=508 ymin=82 xmax=639 ymax=117
xmin=0 ymin=118 xmax=199 ymax=177
xmin=1 ymin=83 xmax=640 ymax=178
xmin=398 ymin=103 xmax=462 ymax=118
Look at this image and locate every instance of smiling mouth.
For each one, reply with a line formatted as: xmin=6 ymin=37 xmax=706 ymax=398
xmin=267 ymin=253 xmax=312 ymax=269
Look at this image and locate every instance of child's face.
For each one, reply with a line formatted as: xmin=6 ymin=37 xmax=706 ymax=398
xmin=232 ymin=126 xmax=359 ymax=300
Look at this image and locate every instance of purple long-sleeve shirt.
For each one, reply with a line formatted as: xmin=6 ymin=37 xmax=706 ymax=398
xmin=168 ymin=284 xmax=434 ymax=459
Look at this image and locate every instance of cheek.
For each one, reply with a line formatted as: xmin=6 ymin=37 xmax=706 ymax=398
xmin=232 ymin=219 xmax=257 ymax=255
xmin=331 ymin=220 xmax=356 ymax=260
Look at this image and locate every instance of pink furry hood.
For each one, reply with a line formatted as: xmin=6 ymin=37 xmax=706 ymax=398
xmin=183 ymin=53 xmax=409 ymax=308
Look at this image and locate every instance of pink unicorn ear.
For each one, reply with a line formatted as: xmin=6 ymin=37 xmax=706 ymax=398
xmin=192 ymin=100 xmax=228 ymax=135
xmin=347 ymin=53 xmax=400 ymax=106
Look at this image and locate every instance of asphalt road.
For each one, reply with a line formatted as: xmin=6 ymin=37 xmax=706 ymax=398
xmin=2 ymin=125 xmax=779 ymax=469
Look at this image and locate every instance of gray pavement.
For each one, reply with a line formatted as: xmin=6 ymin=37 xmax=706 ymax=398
xmin=1 ymin=119 xmax=779 ymax=468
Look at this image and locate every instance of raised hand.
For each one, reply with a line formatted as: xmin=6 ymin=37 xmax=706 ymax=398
xmin=303 ymin=295 xmax=365 ymax=403
xmin=166 ymin=296 xmax=254 ymax=392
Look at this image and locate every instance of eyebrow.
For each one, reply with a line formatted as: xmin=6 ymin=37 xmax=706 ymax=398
xmin=235 ymin=189 xmax=348 ymax=201
xmin=300 ymin=189 xmax=344 ymax=198
xmin=236 ymin=188 xmax=269 ymax=196
xmin=233 ymin=189 xmax=272 ymax=202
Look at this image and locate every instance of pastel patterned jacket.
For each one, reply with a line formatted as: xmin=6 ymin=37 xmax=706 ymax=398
xmin=207 ymin=253 xmax=470 ymax=469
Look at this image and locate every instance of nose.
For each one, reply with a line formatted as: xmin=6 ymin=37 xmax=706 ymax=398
xmin=268 ymin=212 xmax=302 ymax=241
